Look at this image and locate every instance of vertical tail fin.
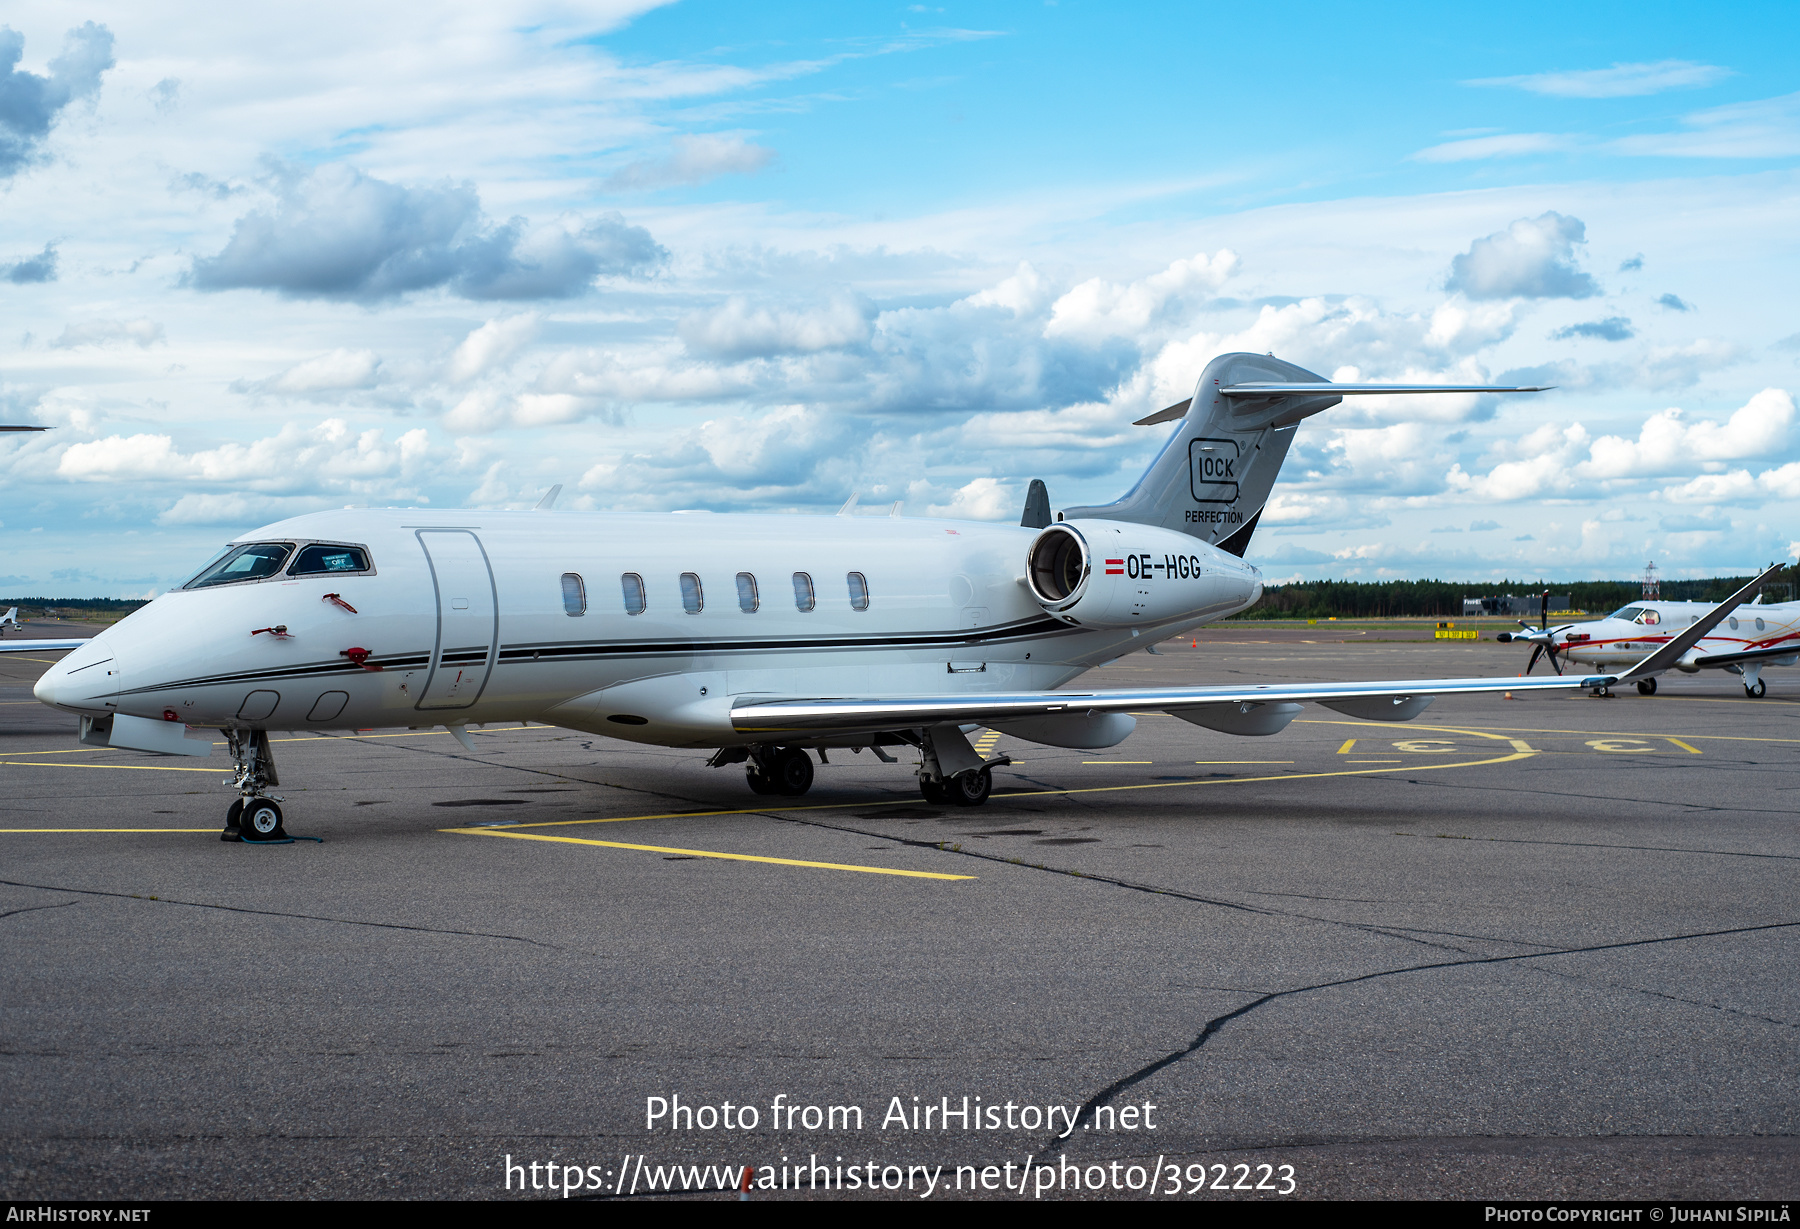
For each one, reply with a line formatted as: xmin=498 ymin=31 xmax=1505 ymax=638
xmin=1063 ymin=352 xmax=1549 ymax=556
xmin=1062 ymin=352 xmax=1340 ymax=556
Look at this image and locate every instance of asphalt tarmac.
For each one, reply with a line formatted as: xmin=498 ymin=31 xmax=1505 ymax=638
xmin=2 ymin=622 xmax=1796 ymax=1201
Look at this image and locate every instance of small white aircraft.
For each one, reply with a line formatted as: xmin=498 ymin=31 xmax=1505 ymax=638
xmin=0 ymin=606 xmax=87 ymax=650
xmin=20 ymin=351 xmax=1778 ymax=841
xmin=1499 ymin=591 xmax=1799 ymax=697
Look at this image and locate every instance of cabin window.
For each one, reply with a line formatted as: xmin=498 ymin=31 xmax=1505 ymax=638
xmin=183 ymin=542 xmax=295 ymax=589
xmin=561 ymin=572 xmax=586 ymax=617
xmin=736 ymin=572 xmax=759 ymax=613
xmin=1729 ymin=617 xmax=1739 ymax=631
xmin=621 ymin=573 xmax=647 ymax=615
xmin=1756 ymin=617 xmax=1766 ymax=632
xmin=793 ymin=571 xmax=816 ymax=612
xmin=847 ymin=571 xmax=870 ymax=611
xmin=680 ymin=572 xmax=704 ymax=614
xmin=288 ymin=544 xmax=371 ymax=576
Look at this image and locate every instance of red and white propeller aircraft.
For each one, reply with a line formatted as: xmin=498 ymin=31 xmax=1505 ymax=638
xmin=12 ymin=352 xmax=1780 ymax=841
xmin=1499 ymin=591 xmax=1799 ymax=697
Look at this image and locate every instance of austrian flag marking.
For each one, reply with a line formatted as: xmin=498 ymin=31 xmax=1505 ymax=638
xmin=1105 ymin=559 xmax=1125 ymax=575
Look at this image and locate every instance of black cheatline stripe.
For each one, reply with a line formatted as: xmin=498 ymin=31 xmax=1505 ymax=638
xmin=117 ymin=653 xmax=433 ymax=696
xmin=496 ymin=617 xmax=1073 ymax=663
xmin=115 ymin=617 xmax=1078 ymax=696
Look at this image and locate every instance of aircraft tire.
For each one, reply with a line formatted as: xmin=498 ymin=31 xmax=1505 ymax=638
xmin=948 ymin=768 xmax=992 ymax=807
xmin=1747 ymin=679 xmax=1767 ymax=699
xmin=745 ymin=767 xmax=777 ymax=795
xmin=770 ymin=748 xmax=814 ymax=797
xmin=1637 ymin=678 xmax=1657 ymax=696
xmin=240 ymin=798 xmax=285 ymax=841
xmin=919 ymin=777 xmax=952 ymax=805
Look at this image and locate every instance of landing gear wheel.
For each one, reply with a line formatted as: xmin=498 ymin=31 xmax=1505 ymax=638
xmin=919 ymin=777 xmax=951 ymax=805
xmin=221 ymin=799 xmax=244 ymax=842
xmin=948 ymin=768 xmax=992 ymax=807
xmin=746 ymin=767 xmax=777 ymax=795
xmin=1637 ymin=677 xmax=1658 ymax=696
xmin=240 ymin=798 xmax=285 ymax=841
xmin=1746 ymin=678 xmax=1767 ymax=698
xmin=768 ymin=748 xmax=815 ymax=797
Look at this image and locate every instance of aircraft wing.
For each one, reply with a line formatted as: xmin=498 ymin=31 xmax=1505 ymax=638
xmin=0 ymin=639 xmax=88 ymax=654
xmin=732 ymin=671 xmax=1600 ymax=737
xmin=732 ymin=565 xmax=1782 ymax=738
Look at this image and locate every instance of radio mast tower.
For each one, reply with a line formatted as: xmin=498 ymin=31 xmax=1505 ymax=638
xmin=1641 ymin=560 xmax=1660 ymax=600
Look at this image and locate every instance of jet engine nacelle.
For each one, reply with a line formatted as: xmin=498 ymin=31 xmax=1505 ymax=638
xmin=1024 ymin=519 xmax=1259 ymax=629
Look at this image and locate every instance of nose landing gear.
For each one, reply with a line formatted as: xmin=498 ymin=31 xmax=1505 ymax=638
xmin=221 ymin=729 xmax=286 ymax=842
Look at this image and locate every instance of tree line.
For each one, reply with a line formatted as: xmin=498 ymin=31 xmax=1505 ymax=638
xmin=1230 ymin=573 xmax=1797 ymax=620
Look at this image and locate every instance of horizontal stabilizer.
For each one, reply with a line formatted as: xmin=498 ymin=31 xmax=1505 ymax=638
xmin=0 ymin=424 xmax=50 ymax=432
xmin=1220 ymin=382 xmax=1552 ymax=396
xmin=1132 ymin=399 xmax=1191 ymax=426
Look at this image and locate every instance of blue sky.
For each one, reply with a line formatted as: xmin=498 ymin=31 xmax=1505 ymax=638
xmin=2 ymin=0 xmax=1799 ymax=596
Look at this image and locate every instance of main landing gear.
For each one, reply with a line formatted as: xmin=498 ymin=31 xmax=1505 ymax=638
xmin=920 ymin=767 xmax=993 ymax=807
xmin=1637 ymin=677 xmax=1658 ymax=696
xmin=221 ymin=729 xmax=286 ymax=842
xmin=746 ymin=746 xmax=815 ymax=797
xmin=1745 ymin=678 xmax=1767 ymax=699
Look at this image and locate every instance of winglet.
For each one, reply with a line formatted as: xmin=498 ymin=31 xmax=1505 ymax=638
xmin=534 ymin=484 xmax=562 ymax=511
xmin=1620 ymin=563 xmax=1786 ymax=681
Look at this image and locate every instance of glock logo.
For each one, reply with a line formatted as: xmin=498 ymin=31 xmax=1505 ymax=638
xmin=1189 ymin=438 xmax=1240 ymax=504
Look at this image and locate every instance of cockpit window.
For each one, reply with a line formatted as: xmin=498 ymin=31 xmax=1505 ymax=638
xmin=183 ymin=542 xmax=295 ymax=589
xmin=1638 ymin=609 xmax=1660 ymax=625
xmin=288 ymin=544 xmax=371 ymax=576
xmin=1609 ymin=606 xmax=1644 ymax=622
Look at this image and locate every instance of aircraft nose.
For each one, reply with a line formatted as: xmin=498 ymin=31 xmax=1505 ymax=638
xmin=32 ymin=640 xmax=117 ymax=713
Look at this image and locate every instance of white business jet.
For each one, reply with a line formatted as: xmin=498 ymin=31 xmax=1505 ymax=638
xmin=1500 ymin=593 xmax=1800 ymax=697
xmin=24 ymin=352 xmax=1777 ymax=841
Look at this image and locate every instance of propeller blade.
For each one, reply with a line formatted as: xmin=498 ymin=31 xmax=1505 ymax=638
xmin=1526 ymin=644 xmax=1545 ymax=674
xmin=1547 ymin=644 xmax=1564 ymax=675
xmin=1540 ymin=590 xmax=1549 ymax=631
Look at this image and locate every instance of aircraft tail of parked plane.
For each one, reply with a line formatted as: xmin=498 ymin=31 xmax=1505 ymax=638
xmin=0 ymin=607 xmax=16 ymax=629
xmin=1065 ymin=351 xmax=1547 ymax=557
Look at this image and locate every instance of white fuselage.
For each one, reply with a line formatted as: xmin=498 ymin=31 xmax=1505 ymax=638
xmin=1549 ymin=600 xmax=1800 ymax=672
xmin=33 ymin=508 xmax=1262 ymax=748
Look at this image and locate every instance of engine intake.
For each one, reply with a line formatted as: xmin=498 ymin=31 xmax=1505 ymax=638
xmin=1026 ymin=524 xmax=1089 ymax=609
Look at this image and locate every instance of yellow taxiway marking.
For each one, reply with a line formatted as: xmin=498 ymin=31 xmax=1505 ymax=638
xmin=1297 ymin=719 xmax=1796 ymax=745
xmin=1336 ymin=739 xmax=1356 ymax=754
xmin=0 ymin=760 xmax=220 ymax=773
xmin=1349 ymin=759 xmax=1401 ymax=763
xmin=1667 ymin=737 xmax=1702 ymax=754
xmin=494 ymin=747 xmax=1537 ymax=832
xmin=1194 ymin=760 xmax=1292 ymax=765
xmin=446 ymin=827 xmax=974 ymax=880
xmin=1083 ymin=760 xmax=1152 ymax=764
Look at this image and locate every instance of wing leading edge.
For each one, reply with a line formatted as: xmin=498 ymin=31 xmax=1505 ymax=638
xmin=732 ymin=565 xmax=1781 ymax=738
xmin=0 ymin=639 xmax=88 ymax=654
